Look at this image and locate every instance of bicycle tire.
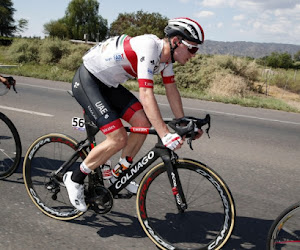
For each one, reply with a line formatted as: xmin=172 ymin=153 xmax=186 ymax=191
xmin=23 ymin=133 xmax=88 ymax=220
xmin=136 ymin=158 xmax=235 ymax=250
xmin=0 ymin=112 xmax=22 ymax=179
xmin=267 ymin=202 xmax=300 ymax=250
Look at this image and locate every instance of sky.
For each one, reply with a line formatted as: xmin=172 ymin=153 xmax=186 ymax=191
xmin=13 ymin=0 xmax=300 ymax=45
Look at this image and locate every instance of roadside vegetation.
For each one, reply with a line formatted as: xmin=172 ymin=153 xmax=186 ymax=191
xmin=1 ymin=0 xmax=299 ymax=113
xmin=0 ymin=38 xmax=300 ymax=113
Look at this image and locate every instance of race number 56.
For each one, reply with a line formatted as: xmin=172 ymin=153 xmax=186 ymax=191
xmin=72 ymin=117 xmax=85 ymax=131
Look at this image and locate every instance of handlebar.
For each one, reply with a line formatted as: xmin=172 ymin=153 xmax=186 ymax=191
xmin=4 ymin=76 xmax=17 ymax=93
xmin=168 ymin=114 xmax=211 ymax=137
xmin=1 ymin=76 xmax=17 ymax=93
xmin=168 ymin=114 xmax=211 ymax=150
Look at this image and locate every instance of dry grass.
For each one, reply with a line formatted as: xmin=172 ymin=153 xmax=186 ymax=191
xmin=208 ymin=73 xmax=250 ymax=98
xmin=265 ymin=84 xmax=300 ymax=110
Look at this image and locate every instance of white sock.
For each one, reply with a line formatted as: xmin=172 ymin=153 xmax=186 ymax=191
xmin=80 ymin=162 xmax=92 ymax=175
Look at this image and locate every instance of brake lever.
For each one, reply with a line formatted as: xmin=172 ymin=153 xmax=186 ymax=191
xmin=187 ymin=138 xmax=194 ymax=150
xmin=202 ymin=114 xmax=211 ymax=138
xmin=13 ymin=85 xmax=17 ymax=93
xmin=5 ymin=77 xmax=17 ymax=93
xmin=206 ymin=128 xmax=210 ymax=138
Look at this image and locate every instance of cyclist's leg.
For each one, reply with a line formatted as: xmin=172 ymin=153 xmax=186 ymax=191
xmin=96 ymin=83 xmax=150 ymax=193
xmin=107 ymin=84 xmax=151 ymax=158
xmin=72 ymin=65 xmax=129 ymax=168
xmin=83 ymin=127 xmax=127 ymax=170
xmin=122 ymin=109 xmax=150 ymax=158
xmin=67 ymin=65 xmax=129 ymax=210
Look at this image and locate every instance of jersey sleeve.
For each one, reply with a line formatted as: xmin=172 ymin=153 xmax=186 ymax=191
xmin=131 ymin=37 xmax=160 ymax=88
xmin=161 ymin=63 xmax=175 ymax=84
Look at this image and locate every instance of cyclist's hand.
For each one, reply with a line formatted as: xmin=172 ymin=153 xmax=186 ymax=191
xmin=194 ymin=128 xmax=203 ymax=139
xmin=162 ymin=133 xmax=183 ymax=150
xmin=1 ymin=78 xmax=10 ymax=89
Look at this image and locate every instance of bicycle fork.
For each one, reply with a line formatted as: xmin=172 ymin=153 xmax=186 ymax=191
xmin=162 ymin=151 xmax=188 ymax=212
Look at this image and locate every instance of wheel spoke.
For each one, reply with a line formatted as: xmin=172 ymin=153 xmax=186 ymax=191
xmin=23 ymin=134 xmax=86 ymax=220
xmin=137 ymin=160 xmax=235 ymax=249
xmin=0 ymin=113 xmax=21 ymax=179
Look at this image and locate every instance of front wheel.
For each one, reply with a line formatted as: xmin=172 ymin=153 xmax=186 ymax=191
xmin=0 ymin=112 xmax=22 ymax=179
xmin=23 ymin=133 xmax=87 ymax=220
xmin=137 ymin=158 xmax=235 ymax=250
xmin=267 ymin=202 xmax=300 ymax=249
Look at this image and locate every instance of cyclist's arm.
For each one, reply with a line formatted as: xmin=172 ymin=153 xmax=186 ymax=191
xmin=0 ymin=75 xmax=9 ymax=88
xmin=165 ymin=83 xmax=184 ymax=119
xmin=165 ymin=82 xmax=203 ymax=140
xmin=139 ymin=87 xmax=170 ymax=139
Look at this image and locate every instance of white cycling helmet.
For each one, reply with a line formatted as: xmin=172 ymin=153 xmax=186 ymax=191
xmin=164 ymin=17 xmax=205 ymax=44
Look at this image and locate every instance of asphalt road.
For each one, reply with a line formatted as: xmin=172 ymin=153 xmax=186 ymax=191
xmin=0 ymin=76 xmax=300 ymax=250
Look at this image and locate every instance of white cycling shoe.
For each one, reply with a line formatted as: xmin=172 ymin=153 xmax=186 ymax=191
xmin=63 ymin=172 xmax=87 ymax=212
xmin=109 ymin=176 xmax=139 ymax=194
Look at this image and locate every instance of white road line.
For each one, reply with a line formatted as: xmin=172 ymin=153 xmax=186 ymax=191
xmin=13 ymin=83 xmax=300 ymax=125
xmin=159 ymin=103 xmax=300 ymax=126
xmin=18 ymin=82 xmax=68 ymax=92
xmin=0 ymin=105 xmax=53 ymax=117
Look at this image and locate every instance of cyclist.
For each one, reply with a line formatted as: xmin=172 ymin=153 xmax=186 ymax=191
xmin=64 ymin=17 xmax=205 ymax=212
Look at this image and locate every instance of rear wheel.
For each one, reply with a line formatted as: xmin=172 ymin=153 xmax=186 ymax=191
xmin=137 ymin=158 xmax=235 ymax=249
xmin=23 ymin=133 xmax=87 ymax=220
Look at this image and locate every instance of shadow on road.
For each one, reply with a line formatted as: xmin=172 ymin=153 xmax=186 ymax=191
xmin=3 ymin=157 xmax=272 ymax=249
xmin=1 ymin=157 xmax=24 ymax=183
xmin=68 ymin=209 xmax=273 ymax=249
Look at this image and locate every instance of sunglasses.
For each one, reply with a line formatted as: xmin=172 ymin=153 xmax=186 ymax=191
xmin=180 ymin=40 xmax=200 ymax=54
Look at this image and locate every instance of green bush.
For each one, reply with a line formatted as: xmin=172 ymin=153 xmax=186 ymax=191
xmin=59 ymin=43 xmax=90 ymax=71
xmin=8 ymin=38 xmax=41 ymax=63
xmin=39 ymin=38 xmax=70 ymax=64
xmin=258 ymin=52 xmax=294 ymax=69
xmin=174 ymin=55 xmax=209 ymax=91
xmin=0 ymin=36 xmax=13 ymax=46
xmin=6 ymin=38 xmax=91 ymax=71
xmin=213 ymin=55 xmax=260 ymax=82
xmin=154 ymin=54 xmax=260 ymax=93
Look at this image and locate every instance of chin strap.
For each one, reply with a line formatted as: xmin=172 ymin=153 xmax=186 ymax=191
xmin=168 ymin=37 xmax=178 ymax=63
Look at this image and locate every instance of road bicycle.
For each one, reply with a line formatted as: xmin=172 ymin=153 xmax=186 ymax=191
xmin=267 ymin=201 xmax=300 ymax=249
xmin=23 ymin=92 xmax=235 ymax=249
xmin=0 ymin=77 xmax=22 ymax=179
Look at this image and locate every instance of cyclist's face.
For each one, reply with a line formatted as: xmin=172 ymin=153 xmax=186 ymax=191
xmin=173 ymin=38 xmax=198 ymax=65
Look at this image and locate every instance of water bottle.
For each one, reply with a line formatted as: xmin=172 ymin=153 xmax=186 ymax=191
xmin=112 ymin=156 xmax=133 ymax=178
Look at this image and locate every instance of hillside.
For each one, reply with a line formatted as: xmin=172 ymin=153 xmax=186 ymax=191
xmin=201 ymin=40 xmax=300 ymax=58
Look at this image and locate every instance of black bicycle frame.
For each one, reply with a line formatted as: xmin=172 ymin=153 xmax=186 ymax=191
xmin=107 ymin=141 xmax=187 ymax=212
xmin=57 ymin=114 xmax=187 ymax=212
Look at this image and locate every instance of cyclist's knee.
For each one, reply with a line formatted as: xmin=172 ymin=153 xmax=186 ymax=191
xmin=130 ymin=111 xmax=151 ymax=128
xmin=106 ymin=128 xmax=128 ymax=150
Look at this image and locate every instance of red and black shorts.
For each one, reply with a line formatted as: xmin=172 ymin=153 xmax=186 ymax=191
xmin=72 ymin=64 xmax=143 ymax=134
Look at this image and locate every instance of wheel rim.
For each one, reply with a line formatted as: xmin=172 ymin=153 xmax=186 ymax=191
xmin=23 ymin=134 xmax=86 ymax=220
xmin=137 ymin=159 xmax=235 ymax=249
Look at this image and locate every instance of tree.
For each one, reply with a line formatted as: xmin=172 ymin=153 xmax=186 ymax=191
xmin=294 ymin=50 xmax=300 ymax=62
xmin=44 ymin=18 xmax=69 ymax=39
xmin=109 ymin=10 xmax=168 ymax=38
xmin=261 ymin=52 xmax=293 ymax=69
xmin=44 ymin=0 xmax=108 ymax=41
xmin=65 ymin=0 xmax=107 ymax=41
xmin=278 ymin=52 xmax=293 ymax=69
xmin=0 ymin=0 xmax=28 ymax=36
xmin=0 ymin=0 xmax=15 ymax=36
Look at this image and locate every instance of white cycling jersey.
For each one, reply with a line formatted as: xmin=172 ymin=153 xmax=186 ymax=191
xmin=83 ymin=34 xmax=175 ymax=88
